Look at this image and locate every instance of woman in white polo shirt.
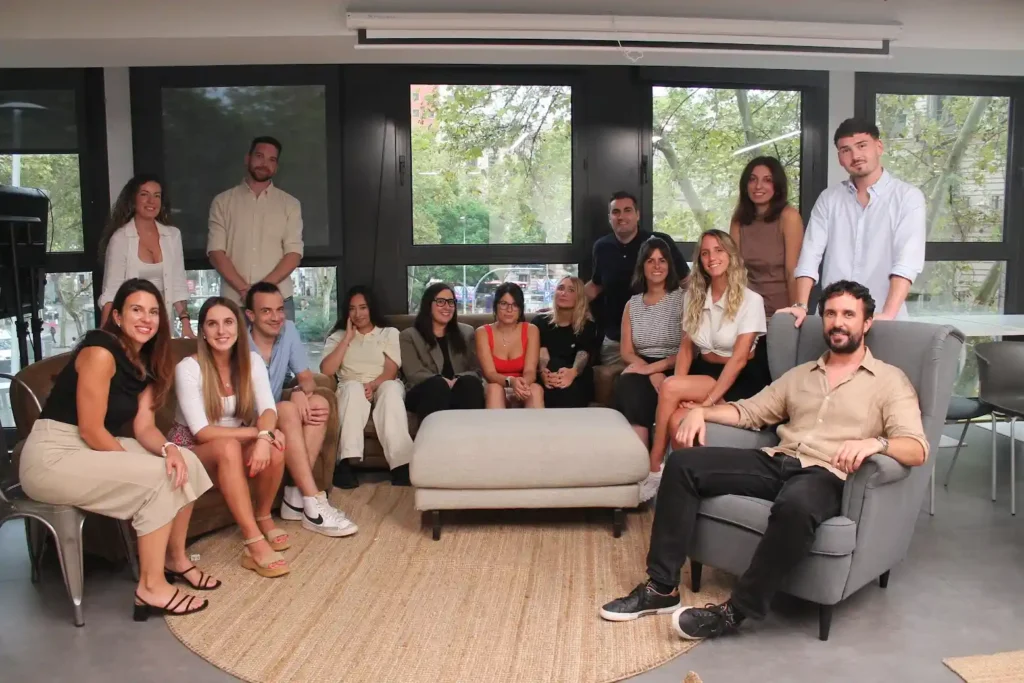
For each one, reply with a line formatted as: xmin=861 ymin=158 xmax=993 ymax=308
xmin=642 ymin=229 xmax=769 ymax=501
xmin=320 ymin=286 xmax=414 ymax=487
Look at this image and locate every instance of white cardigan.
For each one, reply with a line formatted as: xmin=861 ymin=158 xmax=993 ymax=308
xmin=98 ymin=219 xmax=189 ymax=309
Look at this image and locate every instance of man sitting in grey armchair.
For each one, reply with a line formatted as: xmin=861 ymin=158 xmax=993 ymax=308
xmin=599 ymin=280 xmax=928 ymax=640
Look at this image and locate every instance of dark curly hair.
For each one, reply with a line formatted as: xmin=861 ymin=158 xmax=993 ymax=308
xmin=99 ymin=174 xmax=172 ymax=262
xmin=818 ymin=280 xmax=876 ymax=319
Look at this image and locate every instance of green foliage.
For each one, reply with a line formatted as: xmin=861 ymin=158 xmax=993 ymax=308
xmin=651 ymin=88 xmax=802 ymax=241
xmin=411 ymin=85 xmax=571 ymax=246
xmin=0 ymin=153 xmax=83 ymax=251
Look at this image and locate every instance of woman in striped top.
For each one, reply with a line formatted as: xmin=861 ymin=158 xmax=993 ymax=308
xmin=614 ymin=236 xmax=684 ymax=448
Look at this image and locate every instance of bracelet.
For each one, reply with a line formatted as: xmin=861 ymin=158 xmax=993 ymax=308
xmin=178 ymin=313 xmax=190 ymax=320
xmin=160 ymin=442 xmax=177 ymax=458
xmin=257 ymin=430 xmax=275 ymax=443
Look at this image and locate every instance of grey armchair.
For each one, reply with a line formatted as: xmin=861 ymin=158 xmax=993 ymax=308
xmin=684 ymin=313 xmax=962 ymax=641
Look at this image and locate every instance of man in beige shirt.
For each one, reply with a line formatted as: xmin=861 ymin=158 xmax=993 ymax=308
xmin=207 ymin=136 xmax=304 ymax=319
xmin=599 ymin=280 xmax=928 ymax=641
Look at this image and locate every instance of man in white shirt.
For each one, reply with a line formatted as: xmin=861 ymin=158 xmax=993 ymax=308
xmin=783 ymin=118 xmax=926 ymax=326
xmin=207 ymin=136 xmax=304 ymax=319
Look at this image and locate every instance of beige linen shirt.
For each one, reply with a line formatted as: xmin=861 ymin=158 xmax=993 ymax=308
xmin=729 ymin=348 xmax=929 ymax=480
xmin=323 ymin=327 xmax=402 ymax=384
xmin=207 ymin=181 xmax=303 ymax=303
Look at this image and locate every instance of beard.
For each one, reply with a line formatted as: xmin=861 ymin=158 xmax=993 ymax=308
xmin=247 ymin=164 xmax=275 ymax=182
xmin=825 ymin=327 xmax=863 ymax=354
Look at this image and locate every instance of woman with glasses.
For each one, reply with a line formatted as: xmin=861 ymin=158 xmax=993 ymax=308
xmin=400 ymin=282 xmax=485 ymax=423
xmin=475 ymin=282 xmax=543 ymax=409
xmin=321 ymin=285 xmax=414 ymax=486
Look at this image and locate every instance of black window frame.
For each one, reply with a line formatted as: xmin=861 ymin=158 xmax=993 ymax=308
xmin=0 ymin=68 xmax=109 ymax=446
xmin=638 ymin=67 xmax=830 ymax=258
xmin=393 ymin=67 xmax=584 ymax=312
xmin=129 ymin=64 xmax=344 ymax=273
xmin=855 ymin=72 xmax=1024 ymax=314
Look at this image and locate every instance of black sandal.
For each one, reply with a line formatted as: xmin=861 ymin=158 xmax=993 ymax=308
xmin=133 ymin=589 xmax=208 ymax=621
xmin=164 ymin=565 xmax=222 ymax=590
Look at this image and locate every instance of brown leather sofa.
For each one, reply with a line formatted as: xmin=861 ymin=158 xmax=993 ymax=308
xmin=347 ymin=313 xmax=621 ymax=471
xmin=9 ymin=338 xmax=339 ymax=554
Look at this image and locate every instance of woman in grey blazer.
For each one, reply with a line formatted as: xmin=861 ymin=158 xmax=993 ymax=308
xmin=400 ymin=282 xmax=485 ymax=421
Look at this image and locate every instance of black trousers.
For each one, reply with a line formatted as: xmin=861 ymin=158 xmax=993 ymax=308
xmin=647 ymin=447 xmax=844 ymax=619
xmin=405 ymin=375 xmax=485 ymax=422
xmin=614 ymin=358 xmax=674 ymax=430
xmin=543 ymin=366 xmax=594 ymax=408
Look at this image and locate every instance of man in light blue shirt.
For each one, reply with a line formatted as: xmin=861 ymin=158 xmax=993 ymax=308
xmin=246 ymin=281 xmax=357 ymax=538
xmin=785 ymin=118 xmax=926 ymax=325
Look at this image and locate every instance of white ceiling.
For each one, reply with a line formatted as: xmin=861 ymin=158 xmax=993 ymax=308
xmin=2 ymin=0 xmax=1024 ymax=73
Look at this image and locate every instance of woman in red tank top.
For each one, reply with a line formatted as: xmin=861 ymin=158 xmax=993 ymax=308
xmin=475 ymin=282 xmax=543 ymax=408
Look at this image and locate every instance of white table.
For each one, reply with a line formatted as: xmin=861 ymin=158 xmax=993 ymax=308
xmin=911 ymin=314 xmax=1024 ymax=446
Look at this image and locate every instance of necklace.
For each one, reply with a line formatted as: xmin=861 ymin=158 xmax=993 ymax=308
xmin=497 ymin=323 xmax=514 ymax=348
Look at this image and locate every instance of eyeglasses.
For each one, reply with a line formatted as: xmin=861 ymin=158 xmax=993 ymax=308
xmin=433 ymin=297 xmax=457 ymax=308
xmin=497 ymin=301 xmax=519 ymax=311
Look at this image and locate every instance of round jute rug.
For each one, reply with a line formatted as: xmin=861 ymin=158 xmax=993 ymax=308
xmin=167 ymin=483 xmax=732 ymax=683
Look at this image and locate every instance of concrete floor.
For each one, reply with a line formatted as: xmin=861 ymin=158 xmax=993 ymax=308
xmin=2 ymin=424 xmax=1022 ymax=683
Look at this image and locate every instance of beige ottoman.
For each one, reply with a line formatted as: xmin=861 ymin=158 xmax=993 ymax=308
xmin=410 ymin=407 xmax=649 ymax=539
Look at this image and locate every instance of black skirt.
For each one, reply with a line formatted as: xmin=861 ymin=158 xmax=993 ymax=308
xmin=689 ymin=342 xmax=770 ymax=402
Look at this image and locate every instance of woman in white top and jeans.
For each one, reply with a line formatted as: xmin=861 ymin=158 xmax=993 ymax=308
xmin=170 ymin=297 xmax=294 ymax=578
xmin=643 ymin=229 xmax=768 ymax=501
xmin=98 ymin=174 xmax=193 ymax=338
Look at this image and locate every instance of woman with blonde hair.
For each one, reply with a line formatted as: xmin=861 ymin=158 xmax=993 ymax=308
xmin=535 ymin=275 xmax=599 ymax=408
xmin=640 ymin=229 xmax=769 ymax=502
xmin=170 ymin=297 xmax=292 ymax=577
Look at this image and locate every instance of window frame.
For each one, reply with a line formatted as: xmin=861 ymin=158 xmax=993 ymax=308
xmin=129 ymin=64 xmax=344 ymax=268
xmin=855 ymin=72 xmax=1024 ymax=314
xmin=395 ymin=67 xmax=583 ymax=277
xmin=639 ymin=67 xmax=830 ymax=257
xmin=0 ymin=68 xmax=109 ymax=446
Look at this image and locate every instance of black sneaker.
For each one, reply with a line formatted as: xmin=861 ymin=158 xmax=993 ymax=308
xmin=672 ymin=601 xmax=745 ymax=640
xmin=332 ymin=459 xmax=359 ymax=489
xmin=599 ymin=582 xmax=680 ymax=622
xmin=390 ymin=464 xmax=411 ymax=487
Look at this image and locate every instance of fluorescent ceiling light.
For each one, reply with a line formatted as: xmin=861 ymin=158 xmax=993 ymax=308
xmin=346 ymin=13 xmax=901 ymax=56
xmin=733 ymin=130 xmax=802 ymax=156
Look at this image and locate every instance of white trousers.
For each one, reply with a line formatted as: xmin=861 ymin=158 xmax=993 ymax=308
xmin=336 ymin=379 xmax=413 ymax=469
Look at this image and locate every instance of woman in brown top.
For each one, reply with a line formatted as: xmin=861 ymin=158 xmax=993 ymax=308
xmin=729 ymin=156 xmax=804 ymax=318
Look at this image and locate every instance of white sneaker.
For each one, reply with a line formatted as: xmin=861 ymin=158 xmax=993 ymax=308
xmin=639 ymin=467 xmax=664 ymax=503
xmin=303 ymin=492 xmax=359 ymax=538
xmin=279 ymin=485 xmax=304 ymax=521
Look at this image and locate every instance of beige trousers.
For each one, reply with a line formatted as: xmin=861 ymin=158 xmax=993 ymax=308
xmin=19 ymin=419 xmax=213 ymax=536
xmin=336 ymin=379 xmax=413 ymax=468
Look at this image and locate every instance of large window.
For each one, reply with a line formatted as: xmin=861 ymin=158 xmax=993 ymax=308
xmin=160 ymin=84 xmax=330 ymax=252
xmin=410 ymin=84 xmax=572 ymax=246
xmin=651 ymin=87 xmax=802 ymax=242
xmin=0 ymin=89 xmax=84 ymax=252
xmin=407 ymin=264 xmax=577 ymax=314
xmin=858 ymin=75 xmax=1023 ymax=319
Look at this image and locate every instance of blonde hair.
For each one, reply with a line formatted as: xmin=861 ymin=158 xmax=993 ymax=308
xmin=683 ymin=230 xmax=748 ymax=337
xmin=545 ymin=275 xmax=592 ymax=335
xmin=195 ymin=297 xmax=256 ymax=426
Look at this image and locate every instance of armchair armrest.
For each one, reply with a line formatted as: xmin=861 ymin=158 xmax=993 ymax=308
xmin=841 ymin=454 xmax=910 ymax=520
xmin=701 ymin=423 xmax=780 ymax=451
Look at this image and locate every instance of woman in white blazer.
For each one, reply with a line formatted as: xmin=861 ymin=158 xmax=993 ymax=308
xmin=98 ymin=174 xmax=194 ymax=338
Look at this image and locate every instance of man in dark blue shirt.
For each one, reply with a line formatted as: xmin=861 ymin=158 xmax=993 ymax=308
xmin=585 ymin=191 xmax=689 ymax=365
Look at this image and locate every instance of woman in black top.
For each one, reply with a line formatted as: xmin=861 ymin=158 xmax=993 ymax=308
xmin=399 ymin=282 xmax=485 ymax=421
xmin=536 ymin=276 xmax=598 ymax=408
xmin=20 ymin=279 xmax=216 ymax=621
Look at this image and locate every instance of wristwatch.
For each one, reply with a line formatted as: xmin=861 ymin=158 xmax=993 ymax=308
xmin=875 ymin=436 xmax=889 ymax=454
xmin=258 ymin=430 xmax=276 ymax=443
xmin=792 ymin=302 xmax=808 ymax=310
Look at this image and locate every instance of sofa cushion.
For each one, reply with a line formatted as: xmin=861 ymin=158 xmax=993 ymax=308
xmin=411 ymin=407 xmax=648 ymax=489
xmin=698 ymin=495 xmax=857 ymax=556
